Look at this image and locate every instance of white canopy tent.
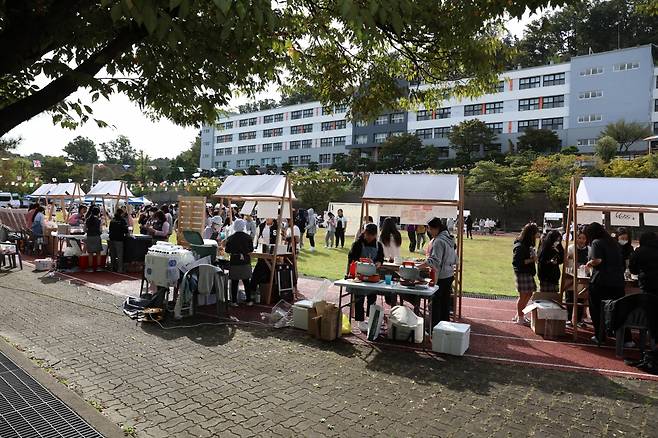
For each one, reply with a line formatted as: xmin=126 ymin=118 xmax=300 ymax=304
xmin=30 ymin=183 xmax=57 ymax=198
xmin=45 ymin=183 xmax=86 ymax=221
xmin=213 ymin=175 xmax=297 ymax=304
xmin=86 ymin=180 xmax=134 ymax=225
xmin=360 ymin=173 xmax=465 ymax=318
xmin=562 ymin=176 xmax=658 ymax=339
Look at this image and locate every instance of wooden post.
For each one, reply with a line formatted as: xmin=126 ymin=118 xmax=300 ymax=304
xmin=456 ymin=174 xmax=465 ymax=319
xmin=571 ymin=176 xmax=580 ymax=341
xmin=559 ymin=177 xmax=574 ymax=304
xmin=286 ymin=177 xmax=297 ymax=296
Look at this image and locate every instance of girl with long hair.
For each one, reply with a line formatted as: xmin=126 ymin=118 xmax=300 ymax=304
xmin=512 ymin=223 xmax=540 ymax=325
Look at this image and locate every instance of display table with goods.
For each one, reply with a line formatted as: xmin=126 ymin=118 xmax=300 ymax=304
xmin=333 ymin=278 xmax=439 ymax=341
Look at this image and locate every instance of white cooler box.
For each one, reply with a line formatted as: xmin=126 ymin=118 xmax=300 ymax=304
xmin=432 ymin=321 xmax=471 ymax=356
xmin=292 ymin=300 xmax=314 ymax=330
xmin=34 ymin=258 xmax=54 ymax=271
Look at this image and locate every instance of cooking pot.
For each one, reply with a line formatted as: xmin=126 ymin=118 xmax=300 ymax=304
xmin=356 ymin=261 xmax=377 ymax=277
xmin=399 ymin=265 xmax=420 ymax=281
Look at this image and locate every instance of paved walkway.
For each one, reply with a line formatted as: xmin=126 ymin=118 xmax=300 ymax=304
xmin=0 ymin=268 xmax=657 ymax=437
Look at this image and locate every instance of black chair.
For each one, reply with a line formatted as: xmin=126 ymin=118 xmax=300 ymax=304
xmin=603 ymin=294 xmax=658 ymax=358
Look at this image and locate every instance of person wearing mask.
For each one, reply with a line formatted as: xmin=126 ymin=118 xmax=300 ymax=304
xmin=629 ymin=231 xmax=658 ymax=296
xmin=223 ymin=219 xmax=255 ymax=307
xmin=348 ymin=223 xmax=385 ymax=332
xmin=512 ymin=223 xmax=540 ymax=325
xmin=419 ymin=218 xmax=457 ymax=328
xmin=537 ymin=230 xmax=564 ymax=294
xmin=305 ymin=208 xmax=317 ymax=252
xmin=585 ymin=222 xmax=625 ymax=344
xmin=146 ymin=210 xmax=170 ymax=242
xmin=324 ymin=212 xmax=337 ymax=248
xmin=565 ymin=229 xmax=589 ymax=327
xmin=379 ymin=217 xmax=401 ymax=262
xmin=85 ymin=206 xmax=103 ymax=271
xmin=465 ymin=215 xmax=473 ymax=240
xmin=406 ymin=224 xmax=416 ymax=253
xmin=416 ymin=224 xmax=427 ymax=251
xmin=244 ymin=215 xmax=258 ymax=243
xmin=335 ymin=209 xmax=347 ymax=249
xmin=68 ymin=205 xmax=87 ymax=226
xmin=616 ymin=227 xmax=634 ymax=273
xmin=30 ymin=205 xmax=46 ymax=255
xmin=108 ymin=209 xmax=129 ymax=273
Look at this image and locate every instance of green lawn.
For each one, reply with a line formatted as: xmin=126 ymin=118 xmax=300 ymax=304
xmin=297 ymin=228 xmax=517 ymax=296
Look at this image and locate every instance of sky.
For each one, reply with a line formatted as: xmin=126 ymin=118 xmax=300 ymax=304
xmin=7 ymin=10 xmax=538 ymax=160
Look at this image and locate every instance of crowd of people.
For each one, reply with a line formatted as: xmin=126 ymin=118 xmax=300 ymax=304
xmin=512 ymin=221 xmax=658 ymax=345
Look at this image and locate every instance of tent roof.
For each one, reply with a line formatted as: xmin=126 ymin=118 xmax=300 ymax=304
xmin=87 ymin=181 xmax=134 ymax=198
xmin=30 ymin=183 xmax=57 ymax=197
xmin=47 ymin=183 xmax=85 ymax=198
xmin=576 ymin=177 xmax=658 ymax=208
xmin=362 ymin=174 xmax=460 ymax=203
xmin=214 ymin=175 xmax=296 ymax=199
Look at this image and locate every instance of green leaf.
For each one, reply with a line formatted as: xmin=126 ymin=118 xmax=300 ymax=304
xmin=110 ymin=3 xmax=123 ymax=22
xmin=84 ymin=105 xmax=93 ymax=114
xmin=214 ymin=0 xmax=231 ymax=16
xmin=143 ymin=6 xmax=158 ymax=34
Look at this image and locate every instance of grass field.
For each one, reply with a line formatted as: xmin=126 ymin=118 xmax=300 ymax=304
xmin=296 ymin=228 xmax=517 ymax=296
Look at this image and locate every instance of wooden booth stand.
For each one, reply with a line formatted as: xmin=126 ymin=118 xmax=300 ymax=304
xmin=86 ymin=180 xmax=133 ymax=225
xmin=214 ymin=175 xmax=297 ymax=305
xmin=46 ymin=183 xmax=85 ymax=222
xmin=358 ymin=173 xmax=465 ymax=318
xmin=560 ymin=176 xmax=658 ymax=340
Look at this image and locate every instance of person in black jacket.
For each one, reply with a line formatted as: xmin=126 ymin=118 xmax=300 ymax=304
xmin=108 ymin=209 xmax=129 ymax=273
xmin=629 ymin=231 xmax=658 ymax=295
xmin=512 ymin=223 xmax=540 ymax=325
xmin=585 ymin=222 xmax=625 ymax=343
xmin=85 ymin=205 xmax=103 ymax=271
xmin=537 ymin=230 xmax=564 ymax=294
xmin=224 ymin=219 xmax=255 ymax=307
xmin=347 ymin=223 xmax=385 ymax=332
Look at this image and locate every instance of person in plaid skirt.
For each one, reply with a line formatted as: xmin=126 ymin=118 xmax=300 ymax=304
xmin=512 ymin=223 xmax=540 ymax=325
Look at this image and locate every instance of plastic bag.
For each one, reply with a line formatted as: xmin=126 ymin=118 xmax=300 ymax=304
xmin=341 ymin=313 xmax=351 ymax=335
xmin=260 ymin=300 xmax=293 ymax=328
xmin=314 ymin=279 xmax=332 ymax=302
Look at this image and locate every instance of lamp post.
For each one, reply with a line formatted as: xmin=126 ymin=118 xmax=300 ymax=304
xmin=90 ymin=163 xmax=102 ymax=187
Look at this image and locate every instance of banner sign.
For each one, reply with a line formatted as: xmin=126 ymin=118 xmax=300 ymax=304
xmin=610 ymin=211 xmax=639 ymax=227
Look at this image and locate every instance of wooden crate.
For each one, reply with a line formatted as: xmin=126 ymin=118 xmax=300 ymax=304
xmin=176 ymin=196 xmax=207 ymax=247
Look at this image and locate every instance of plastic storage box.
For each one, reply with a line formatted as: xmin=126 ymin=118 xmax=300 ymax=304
xmin=432 ymin=321 xmax=471 ymax=356
xmin=292 ymin=300 xmax=314 ymax=330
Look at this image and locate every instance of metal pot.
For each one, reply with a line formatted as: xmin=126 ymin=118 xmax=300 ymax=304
xmin=356 ymin=261 xmax=377 ymax=277
xmin=399 ymin=265 xmax=420 ymax=282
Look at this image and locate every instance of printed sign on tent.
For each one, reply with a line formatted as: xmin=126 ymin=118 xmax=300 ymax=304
xmin=576 ymin=210 xmax=603 ymax=225
xmin=610 ymin=211 xmax=639 ymax=227
xmin=430 ymin=206 xmax=459 ymax=220
xmin=240 ymin=200 xmax=256 ymax=215
xmin=643 ymin=213 xmax=658 ymax=226
xmin=257 ymin=201 xmax=278 ymax=219
xmin=378 ymin=204 xmax=402 ymax=218
xmin=400 ymin=205 xmax=434 ymax=225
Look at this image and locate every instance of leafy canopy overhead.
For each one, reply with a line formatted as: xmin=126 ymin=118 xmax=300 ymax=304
xmin=0 ymin=0 xmax=564 ymax=136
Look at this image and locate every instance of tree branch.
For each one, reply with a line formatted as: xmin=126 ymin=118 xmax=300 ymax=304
xmin=0 ymin=26 xmax=146 ymax=136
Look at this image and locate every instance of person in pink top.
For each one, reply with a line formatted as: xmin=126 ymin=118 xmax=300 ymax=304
xmin=68 ymin=205 xmax=87 ymax=226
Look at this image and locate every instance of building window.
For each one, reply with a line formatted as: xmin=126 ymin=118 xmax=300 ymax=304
xmin=246 ymin=159 xmax=255 ymax=166
xmin=236 ymin=159 xmax=245 ymax=168
xmin=434 ymin=127 xmax=452 ymax=138
xmin=290 ymin=110 xmax=302 ymax=119
xmin=518 ymin=119 xmax=540 ymax=132
xmin=263 ymin=114 xmax=273 ymax=123
xmin=249 ymin=117 xmax=257 ymax=126
xmin=416 ymin=110 xmax=432 ymax=121
xmin=484 ymin=144 xmax=502 ymax=153
xmin=319 ymin=154 xmax=331 ymax=164
xmin=321 ymin=120 xmax=346 ymax=131
xmin=290 ymin=124 xmax=313 ymax=134
xmin=302 ymin=139 xmax=312 ymax=149
xmin=485 ymin=101 xmax=503 ymax=114
xmin=578 ymin=90 xmax=602 ymax=100
xmin=237 ymin=146 xmax=247 ymax=154
xmin=272 ymin=142 xmax=282 ymax=151
xmin=215 ymin=148 xmax=223 ymax=156
xmin=436 ymin=107 xmax=451 ymax=119
xmin=263 ymin=127 xmax=283 ymax=138
xmin=289 ymin=140 xmax=301 ymax=150
xmin=288 ymin=156 xmax=299 ymax=165
xmin=216 ymin=134 xmax=233 ymax=143
xmin=541 ymin=117 xmax=564 ymax=131
xmin=374 ymin=115 xmax=389 ymax=125
xmin=321 ymin=106 xmax=333 ymax=115
xmin=519 ymin=98 xmax=540 ymax=111
xmin=577 ymin=114 xmax=602 ymax=123
xmin=494 ymin=81 xmax=505 ymax=93
xmin=579 ymin=67 xmax=603 ymax=76
xmin=223 ymin=147 xmax=232 ymax=155
xmin=390 ymin=131 xmax=404 ymax=137
xmin=613 ymin=62 xmax=640 ymax=72
xmin=485 ymin=123 xmax=503 ymax=134
xmin=654 ymin=99 xmax=658 ymax=112
xmin=321 ymin=138 xmax=333 ymax=147
xmin=390 ymin=112 xmax=404 ymax=124
xmin=355 ymin=134 xmax=368 ymax=145
xmin=577 ymin=138 xmax=597 ymax=147
xmin=217 ymin=121 xmax=233 ymax=130
xmin=262 ymin=143 xmax=272 ymax=152
xmin=238 ymin=131 xmax=256 ymax=140
xmin=247 ymin=145 xmax=256 ymax=153
xmin=238 ymin=119 xmax=249 ymax=127
xmin=437 ymin=147 xmax=449 ymax=158
xmin=332 ymin=153 xmax=344 ymax=162
xmin=415 ymin=128 xmax=433 ymax=139
xmin=334 ymin=136 xmax=346 ymax=146
xmin=542 ymin=95 xmax=565 ymax=109
xmin=355 ymin=120 xmax=368 ymax=127
xmin=302 ymin=108 xmax=314 ymax=118
xmin=543 ymin=73 xmax=565 ymax=86
xmin=374 ymin=132 xmax=388 ymax=143
xmin=464 ymin=104 xmax=483 ymax=116
xmin=261 ymin=158 xmax=270 ymax=166
xmin=653 ymin=122 xmax=658 ymax=134
xmin=335 ymin=104 xmax=348 ymax=113
xmin=300 ymin=155 xmax=311 ymax=165
xmin=221 ymin=161 xmax=230 ymax=168
xmin=519 ymin=76 xmax=541 ymax=89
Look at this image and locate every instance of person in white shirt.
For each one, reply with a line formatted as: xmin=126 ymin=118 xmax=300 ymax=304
xmin=286 ymin=222 xmax=301 ymax=252
xmin=324 ymin=212 xmax=337 ymax=248
xmin=335 ymin=209 xmax=348 ymax=248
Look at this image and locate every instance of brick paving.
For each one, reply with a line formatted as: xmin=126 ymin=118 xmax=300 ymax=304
xmin=0 ymin=268 xmax=657 ymax=437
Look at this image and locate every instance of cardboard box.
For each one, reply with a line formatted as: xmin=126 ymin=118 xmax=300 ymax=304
xmin=432 ymin=321 xmax=470 ymax=356
xmin=320 ymin=305 xmax=339 ymax=341
xmin=523 ymin=299 xmax=567 ymax=339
